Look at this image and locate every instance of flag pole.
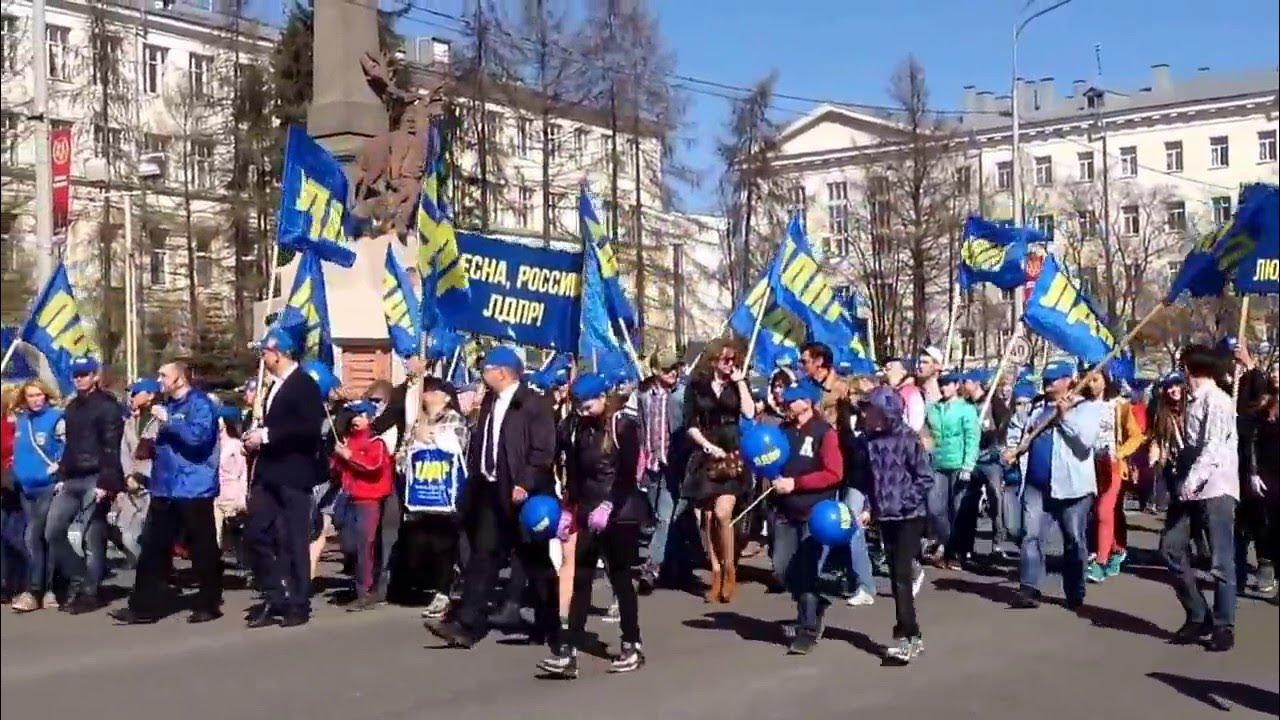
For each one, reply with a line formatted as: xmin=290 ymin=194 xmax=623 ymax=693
xmin=942 ymin=282 xmax=960 ymax=368
xmin=0 ymin=340 xmax=18 ymax=375
xmin=251 ymin=240 xmax=283 ymax=425
xmin=978 ymin=322 xmax=1024 ymax=427
xmin=1233 ymin=295 xmax=1250 ymax=400
xmin=743 ymin=285 xmax=772 ymax=377
xmin=616 ymin=319 xmax=648 ymax=380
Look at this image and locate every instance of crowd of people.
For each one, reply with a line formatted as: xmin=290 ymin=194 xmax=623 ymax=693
xmin=1 ymin=328 xmax=1277 ymax=674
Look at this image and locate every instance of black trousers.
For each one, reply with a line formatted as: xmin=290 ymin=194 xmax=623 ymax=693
xmin=882 ymin=517 xmax=926 ymax=640
xmin=246 ymin=483 xmax=312 ymax=613
xmin=568 ymin=521 xmax=641 ymax=646
xmin=397 ymin=512 xmax=462 ymax=595
xmin=454 ymin=482 xmax=560 ymax=648
xmin=129 ymin=497 xmax=222 ymax=615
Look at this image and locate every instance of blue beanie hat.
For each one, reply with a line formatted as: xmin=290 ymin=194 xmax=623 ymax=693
xmin=781 ymin=378 xmax=823 ymax=405
xmin=570 ymin=373 xmax=608 ymax=402
xmin=483 ymin=346 xmax=524 ymax=374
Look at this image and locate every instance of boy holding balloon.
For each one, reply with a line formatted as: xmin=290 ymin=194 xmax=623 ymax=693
xmin=753 ymin=378 xmax=845 ymax=656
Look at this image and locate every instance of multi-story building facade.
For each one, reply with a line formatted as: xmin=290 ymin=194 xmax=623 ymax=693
xmin=770 ymin=64 xmax=1278 ymax=363
xmin=1 ymin=0 xmax=276 ymax=374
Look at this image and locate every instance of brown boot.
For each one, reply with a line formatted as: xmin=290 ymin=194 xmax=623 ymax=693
xmin=720 ymin=563 xmax=738 ymax=603
xmin=705 ymin=569 xmax=722 ymax=603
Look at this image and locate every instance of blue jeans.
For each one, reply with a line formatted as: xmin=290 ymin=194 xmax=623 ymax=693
xmin=643 ymin=468 xmax=677 ymax=574
xmin=1 ymin=500 xmax=29 ymax=595
xmin=1019 ymin=484 xmax=1093 ymax=604
xmin=927 ymin=469 xmax=965 ymax=551
xmin=19 ymin=487 xmax=56 ymax=594
xmin=770 ymin=514 xmax=828 ymax=635
xmin=1160 ymin=495 xmax=1236 ymax=629
xmin=818 ymin=488 xmax=876 ymax=595
xmin=46 ymin=478 xmax=110 ymax=597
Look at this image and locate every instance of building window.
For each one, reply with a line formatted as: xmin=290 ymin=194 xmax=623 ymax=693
xmin=1075 ymin=209 xmax=1097 ymax=238
xmin=1033 ymin=156 xmax=1053 ymax=186
xmin=188 ymin=53 xmax=212 ymax=99
xmin=1077 ymin=151 xmax=1094 ymax=182
xmin=1211 ymin=196 xmax=1231 ymax=226
xmin=548 ymin=191 xmax=567 ymax=232
xmin=996 ymin=161 xmax=1012 ymax=191
xmin=2 ymin=14 xmax=19 ymax=74
xmin=573 ymin=128 xmax=588 ymax=162
xmin=1165 ymin=201 xmax=1186 ymax=231
xmin=191 ymin=139 xmax=215 ymax=189
xmin=143 ymin=44 xmax=168 ymax=95
xmin=141 ymin=133 xmax=171 ymax=182
xmin=1164 ymin=141 xmax=1183 ymax=173
xmin=546 ymin=123 xmax=562 ymax=161
xmin=46 ymin=25 xmax=71 ymax=81
xmin=1119 ymin=146 xmax=1137 ymax=177
xmin=787 ymin=185 xmax=806 ymax=230
xmin=195 ymin=229 xmax=215 ymax=286
xmin=148 ymin=229 xmax=171 ymax=287
xmin=955 ymin=166 xmax=971 ymax=195
xmin=1259 ymin=130 xmax=1277 ymax=162
xmin=1209 ymin=136 xmax=1229 ymax=169
xmin=1034 ymin=214 xmax=1055 ymax=241
xmin=92 ymin=124 xmax=124 ymax=160
xmin=1121 ymin=205 xmax=1140 ymax=236
xmin=516 ymin=117 xmax=531 ymax=157
xmin=826 ymin=180 xmax=849 ymax=244
xmin=1 ymin=113 xmax=19 ymax=166
xmin=516 ymin=185 xmax=533 ymax=229
xmin=91 ymin=34 xmax=124 ymax=79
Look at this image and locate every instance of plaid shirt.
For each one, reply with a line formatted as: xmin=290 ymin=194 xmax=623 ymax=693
xmin=1179 ymin=381 xmax=1239 ymax=501
xmin=640 ymin=385 xmax=671 ymax=471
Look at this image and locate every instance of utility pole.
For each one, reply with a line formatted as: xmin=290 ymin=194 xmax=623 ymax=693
xmin=32 ymin=0 xmax=54 ymax=287
xmin=1096 ymin=42 xmax=1116 ymax=325
xmin=632 ymin=131 xmax=645 ymax=338
xmin=537 ymin=0 xmax=550 ymax=247
xmin=607 ymin=0 xmax=619 ymax=239
xmin=475 ymin=0 xmax=489 ymax=230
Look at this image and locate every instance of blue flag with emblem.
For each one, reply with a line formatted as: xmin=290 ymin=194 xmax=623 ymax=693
xmin=1165 ymin=183 xmax=1279 ymax=300
xmin=417 ymin=118 xmax=471 ymax=333
xmin=382 ymin=246 xmax=421 ymax=359
xmin=276 ymin=251 xmax=335 ymax=368
xmin=579 ymin=187 xmax=637 ymax=330
xmin=579 ymin=213 xmax=639 ymax=388
xmin=958 ymin=216 xmax=1041 ymax=292
xmin=16 ymin=262 xmax=97 ymax=396
xmin=276 ymin=125 xmax=358 ymax=267
xmin=1024 ymin=254 xmax=1116 ymax=365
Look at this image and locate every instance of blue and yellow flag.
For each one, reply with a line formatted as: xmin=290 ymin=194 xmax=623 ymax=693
xmin=382 ymin=245 xmax=421 ymax=359
xmin=276 ymin=251 xmax=335 ymax=368
xmin=1024 ymin=254 xmax=1116 ymax=365
xmin=579 ymin=217 xmax=639 ymax=388
xmin=417 ymin=118 xmax=471 ymax=332
xmin=18 ymin=262 xmax=96 ymax=395
xmin=277 ymin=125 xmax=358 ymax=267
xmin=579 ymin=187 xmax=637 ymax=330
xmin=1165 ymin=183 xmax=1279 ymax=300
xmin=958 ymin=216 xmax=1041 ymax=292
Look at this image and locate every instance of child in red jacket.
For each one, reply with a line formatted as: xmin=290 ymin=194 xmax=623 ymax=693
xmin=333 ymin=401 xmax=393 ymax=610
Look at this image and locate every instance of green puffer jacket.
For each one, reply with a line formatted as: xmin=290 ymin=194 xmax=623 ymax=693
xmin=926 ymin=398 xmax=979 ymax=472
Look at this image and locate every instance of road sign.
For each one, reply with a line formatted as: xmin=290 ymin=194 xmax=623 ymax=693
xmin=1009 ymin=335 xmax=1032 ymax=365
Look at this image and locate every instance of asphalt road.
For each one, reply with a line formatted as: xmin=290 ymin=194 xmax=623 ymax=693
xmin=2 ymin=516 xmax=1277 ymax=720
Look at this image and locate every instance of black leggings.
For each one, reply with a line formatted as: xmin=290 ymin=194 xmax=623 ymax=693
xmin=395 ymin=513 xmax=462 ymax=595
xmin=569 ymin=521 xmax=641 ymax=646
xmin=881 ymin=518 xmax=926 ymax=640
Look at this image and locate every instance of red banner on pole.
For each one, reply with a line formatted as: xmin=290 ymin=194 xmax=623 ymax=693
xmin=1023 ymin=251 xmax=1044 ymax=302
xmin=50 ymin=127 xmax=72 ymax=233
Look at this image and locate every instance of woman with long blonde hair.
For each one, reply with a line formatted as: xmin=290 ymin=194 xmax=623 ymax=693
xmin=681 ymin=337 xmax=755 ymax=603
xmin=9 ymin=379 xmax=64 ymax=613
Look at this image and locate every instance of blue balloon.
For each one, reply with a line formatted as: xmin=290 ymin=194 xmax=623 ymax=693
xmin=740 ymin=422 xmax=791 ymax=480
xmin=808 ymin=499 xmax=856 ymax=546
xmin=300 ymin=359 xmax=341 ymax=398
xmin=519 ymin=494 xmax=562 ymax=541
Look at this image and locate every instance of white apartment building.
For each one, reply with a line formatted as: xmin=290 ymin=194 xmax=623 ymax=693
xmin=770 ymin=64 xmax=1279 ymax=362
xmin=1 ymin=0 xmax=275 ymax=373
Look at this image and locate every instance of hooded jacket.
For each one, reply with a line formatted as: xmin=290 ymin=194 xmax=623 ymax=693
xmin=926 ymin=396 xmax=979 ymax=472
xmin=12 ymin=406 xmax=64 ymax=495
xmin=151 ymin=388 xmax=220 ymax=499
xmin=859 ymin=387 xmax=934 ymax=522
xmin=332 ymin=426 xmax=393 ymax=502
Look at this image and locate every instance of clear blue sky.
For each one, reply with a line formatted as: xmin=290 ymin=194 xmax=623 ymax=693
xmin=282 ymin=0 xmax=1280 ymax=213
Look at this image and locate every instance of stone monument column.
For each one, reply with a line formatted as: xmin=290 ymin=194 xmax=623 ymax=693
xmin=307 ymin=0 xmax=387 ymax=166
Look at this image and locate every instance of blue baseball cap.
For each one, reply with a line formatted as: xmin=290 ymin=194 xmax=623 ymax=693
xmin=570 ymin=373 xmax=608 ymax=402
xmin=939 ymin=371 xmax=962 ymax=386
xmin=258 ymin=327 xmax=297 ymax=356
xmin=344 ymin=400 xmax=379 ymax=418
xmin=70 ymin=356 xmax=100 ymax=376
xmin=128 ymin=378 xmax=162 ymax=396
xmin=1160 ymin=371 xmax=1185 ymax=388
xmin=781 ymin=378 xmax=823 ymax=405
xmin=1042 ymin=360 xmax=1076 ymax=383
xmin=1012 ymin=381 xmax=1037 ymax=401
xmin=1218 ymin=335 xmax=1239 ymax=352
xmin=482 ymin=346 xmax=524 ymax=374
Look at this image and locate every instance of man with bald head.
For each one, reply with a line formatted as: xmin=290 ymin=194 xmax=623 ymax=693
xmin=112 ymin=361 xmax=223 ymax=625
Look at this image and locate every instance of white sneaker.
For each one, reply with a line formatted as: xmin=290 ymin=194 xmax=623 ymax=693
xmin=912 ymin=565 xmax=926 ymax=598
xmin=847 ymin=588 xmax=876 ymax=607
xmin=420 ymin=592 xmax=451 ymax=619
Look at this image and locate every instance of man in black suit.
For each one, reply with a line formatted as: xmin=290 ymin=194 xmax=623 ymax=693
xmin=242 ymin=329 xmax=326 ymax=628
xmin=425 ymin=347 xmax=563 ymax=660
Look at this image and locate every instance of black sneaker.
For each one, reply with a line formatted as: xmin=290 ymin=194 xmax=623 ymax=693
xmin=109 ymin=607 xmax=161 ymax=625
xmin=424 ymin=618 xmax=479 ymax=649
xmin=65 ymin=594 xmax=103 ymax=615
xmin=487 ymin=601 xmax=523 ymax=628
xmin=787 ymin=631 xmax=818 ymax=655
xmin=636 ymin=571 xmax=656 ymax=597
xmin=1206 ymin=627 xmax=1234 ymax=653
xmin=1010 ymin=590 xmax=1040 ymax=609
xmin=1170 ymin=620 xmax=1211 ymax=645
xmin=537 ymin=647 xmax=579 ymax=678
xmin=610 ymin=642 xmax=645 ymax=673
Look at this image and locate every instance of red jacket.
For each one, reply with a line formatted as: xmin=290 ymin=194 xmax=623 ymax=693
xmin=332 ymin=428 xmax=393 ymax=502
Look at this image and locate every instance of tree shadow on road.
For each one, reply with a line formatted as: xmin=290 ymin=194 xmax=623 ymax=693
xmin=1148 ymin=672 xmax=1280 ymax=715
xmin=683 ymin=611 xmax=885 ymax=660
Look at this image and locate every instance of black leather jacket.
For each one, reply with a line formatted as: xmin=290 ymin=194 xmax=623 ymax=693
xmin=61 ymin=388 xmax=125 ymax=493
xmin=559 ymin=410 xmax=642 ymax=524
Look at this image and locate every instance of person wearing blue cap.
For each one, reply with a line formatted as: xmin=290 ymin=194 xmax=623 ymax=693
xmin=1003 ymin=359 xmax=1102 ymax=611
xmin=241 ymin=325 xmax=326 ymax=628
xmin=997 ymin=381 xmax=1038 ymax=558
xmin=543 ymin=373 xmax=646 ymax=677
xmin=112 ymin=361 xmax=223 ymax=625
xmin=43 ymin=356 xmax=124 ymax=615
xmin=427 ymin=345 xmax=563 ymax=658
xmin=121 ymin=378 xmax=162 ymax=489
xmin=923 ymin=371 xmax=979 ymax=568
xmin=768 ymin=378 xmax=845 ymax=655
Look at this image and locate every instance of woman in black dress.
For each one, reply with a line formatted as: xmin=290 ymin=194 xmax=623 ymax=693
xmin=683 ymin=338 xmax=755 ymax=603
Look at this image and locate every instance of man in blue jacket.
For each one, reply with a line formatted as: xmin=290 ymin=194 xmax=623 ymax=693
xmin=111 ymin=360 xmax=222 ymax=624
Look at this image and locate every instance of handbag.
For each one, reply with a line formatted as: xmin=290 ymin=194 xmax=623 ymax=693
xmin=704 ymin=450 xmax=744 ymax=482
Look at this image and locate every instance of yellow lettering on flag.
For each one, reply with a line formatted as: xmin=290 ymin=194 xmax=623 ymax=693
xmin=382 ymin=271 xmax=413 ymax=332
xmin=961 ymin=239 xmax=1009 ymax=271
xmin=35 ymin=291 xmax=94 ymax=356
xmin=294 ymin=171 xmax=344 ymax=242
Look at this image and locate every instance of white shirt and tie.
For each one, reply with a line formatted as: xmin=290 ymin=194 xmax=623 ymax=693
xmin=482 ymin=384 xmax=519 ymax=481
xmin=258 ymin=363 xmax=298 ymax=445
